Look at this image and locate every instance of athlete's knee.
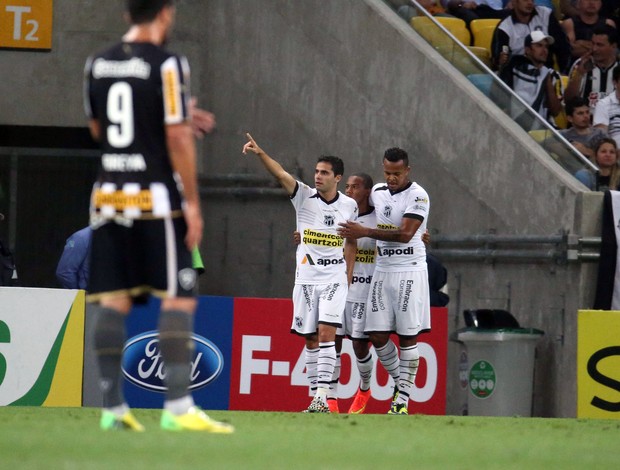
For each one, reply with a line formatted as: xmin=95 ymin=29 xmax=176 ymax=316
xmin=369 ymin=332 xmax=389 ymax=349
xmin=100 ymin=296 xmax=132 ymax=315
xmin=399 ymin=335 xmax=418 ymax=348
xmin=317 ymin=324 xmax=336 ymax=343
xmin=352 ymin=339 xmax=370 ymax=358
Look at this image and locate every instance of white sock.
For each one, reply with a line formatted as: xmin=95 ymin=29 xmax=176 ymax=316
xmin=356 ymin=351 xmax=373 ymax=391
xmin=164 ymin=395 xmax=195 ymax=416
xmin=317 ymin=341 xmax=336 ymax=397
xmin=305 ymin=347 xmax=319 ymax=394
xmin=375 ymin=339 xmax=400 ymax=384
xmin=107 ymin=403 xmax=129 ymax=417
xmin=397 ymin=345 xmax=419 ymax=406
xmin=328 ymin=352 xmax=341 ymax=400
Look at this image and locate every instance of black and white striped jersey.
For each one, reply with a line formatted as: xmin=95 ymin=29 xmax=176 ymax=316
xmin=84 ymin=42 xmax=191 ymax=220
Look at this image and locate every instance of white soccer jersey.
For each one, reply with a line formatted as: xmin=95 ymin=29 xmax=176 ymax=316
xmin=369 ymin=181 xmax=429 ymax=273
xmin=347 ymin=208 xmax=377 ymax=302
xmin=291 ymin=182 xmax=358 ymax=285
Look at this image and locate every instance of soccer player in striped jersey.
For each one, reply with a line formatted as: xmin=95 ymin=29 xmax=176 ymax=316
xmin=243 ymin=133 xmax=358 ymax=413
xmin=84 ymin=0 xmax=232 ymax=433
xmin=338 ymin=148 xmax=430 ymax=415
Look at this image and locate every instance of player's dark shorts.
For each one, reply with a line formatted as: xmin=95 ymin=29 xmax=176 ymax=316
xmin=87 ymin=216 xmax=197 ymax=302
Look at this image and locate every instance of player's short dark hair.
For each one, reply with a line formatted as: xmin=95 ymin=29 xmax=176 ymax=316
xmin=317 ymin=156 xmax=344 ymax=177
xmin=127 ymin=0 xmax=173 ymax=24
xmin=565 ymin=96 xmax=589 ymax=116
xmin=384 ymin=147 xmax=409 ymax=166
xmin=614 ymin=65 xmax=620 ymax=82
xmin=592 ymin=24 xmax=618 ymax=46
xmin=350 ymin=172 xmax=374 ymax=189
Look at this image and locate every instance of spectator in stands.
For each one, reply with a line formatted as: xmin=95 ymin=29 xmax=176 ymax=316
xmin=491 ymin=0 xmax=571 ymax=73
xmin=574 ymin=137 xmax=620 ymax=190
xmin=498 ymin=31 xmax=563 ymax=128
xmin=593 ymin=65 xmax=620 ymax=147
xmin=445 ymin=0 xmax=509 ymax=27
xmin=561 ymin=0 xmax=616 ymax=62
xmin=559 ymin=96 xmax=608 ymax=159
xmin=564 ymin=25 xmax=619 ymax=113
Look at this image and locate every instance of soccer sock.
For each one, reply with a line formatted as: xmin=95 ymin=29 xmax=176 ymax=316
xmin=317 ymin=341 xmax=336 ymax=399
xmin=328 ymin=352 xmax=341 ymax=400
xmin=356 ymin=351 xmax=373 ymax=392
xmin=375 ymin=339 xmax=400 ymax=385
xmin=158 ymin=310 xmax=195 ymax=415
xmin=305 ymin=346 xmax=319 ymax=394
xmin=397 ymin=344 xmax=419 ymax=407
xmin=94 ymin=307 xmax=126 ymax=409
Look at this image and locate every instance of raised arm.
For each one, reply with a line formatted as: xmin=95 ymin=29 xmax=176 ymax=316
xmin=242 ymin=133 xmax=297 ymax=195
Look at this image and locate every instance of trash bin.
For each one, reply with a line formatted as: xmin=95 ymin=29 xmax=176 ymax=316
xmin=457 ymin=310 xmax=544 ymax=417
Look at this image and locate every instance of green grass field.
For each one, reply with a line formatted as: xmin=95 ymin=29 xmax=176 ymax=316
xmin=1 ymin=407 xmax=618 ymax=469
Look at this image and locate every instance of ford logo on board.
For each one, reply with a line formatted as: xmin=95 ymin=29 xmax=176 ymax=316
xmin=121 ymin=331 xmax=224 ymax=392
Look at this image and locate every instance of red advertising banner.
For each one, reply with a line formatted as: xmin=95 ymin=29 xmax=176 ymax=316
xmin=229 ymin=298 xmax=447 ymax=414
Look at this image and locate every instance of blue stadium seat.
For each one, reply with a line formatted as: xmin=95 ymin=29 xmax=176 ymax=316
xmin=467 ymin=73 xmax=493 ymax=97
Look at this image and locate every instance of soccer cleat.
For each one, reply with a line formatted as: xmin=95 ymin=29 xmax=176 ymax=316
xmin=348 ymin=388 xmax=371 ymax=414
xmin=161 ymin=407 xmax=234 ymax=433
xmin=387 ymin=402 xmax=408 ymax=415
xmin=392 ymin=384 xmax=399 ymax=403
xmin=327 ymin=397 xmax=340 ymax=414
xmin=100 ymin=410 xmax=145 ymax=432
xmin=302 ymin=395 xmax=330 ymax=413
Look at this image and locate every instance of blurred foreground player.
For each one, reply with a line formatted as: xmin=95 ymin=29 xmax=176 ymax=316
xmin=83 ymin=0 xmax=232 ymax=433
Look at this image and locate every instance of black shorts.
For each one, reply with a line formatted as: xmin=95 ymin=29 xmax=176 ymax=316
xmin=87 ymin=216 xmax=196 ymax=302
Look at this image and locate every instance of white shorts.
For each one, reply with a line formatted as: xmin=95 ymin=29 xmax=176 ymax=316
xmin=336 ymin=301 xmax=369 ymax=339
xmin=365 ymin=270 xmax=430 ymax=337
xmin=291 ymin=282 xmax=346 ymax=336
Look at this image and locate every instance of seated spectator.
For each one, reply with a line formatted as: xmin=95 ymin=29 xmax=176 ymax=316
xmin=564 ymin=25 xmax=619 ymax=113
xmin=561 ymin=0 xmax=616 ymax=62
xmin=593 ymin=65 xmax=620 ymax=147
xmin=574 ymin=137 xmax=620 ymax=190
xmin=491 ymin=0 xmax=572 ymax=73
xmin=497 ymin=31 xmax=563 ymax=128
xmin=558 ymin=96 xmax=608 ymax=158
xmin=445 ymin=0 xmax=509 ymax=27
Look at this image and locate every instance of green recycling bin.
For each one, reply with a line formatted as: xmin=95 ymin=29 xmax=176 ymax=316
xmin=457 ymin=327 xmax=544 ymax=417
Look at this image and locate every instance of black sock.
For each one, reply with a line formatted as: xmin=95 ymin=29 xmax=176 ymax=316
xmin=94 ymin=307 xmax=126 ymax=408
xmin=158 ymin=310 xmax=194 ymax=401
